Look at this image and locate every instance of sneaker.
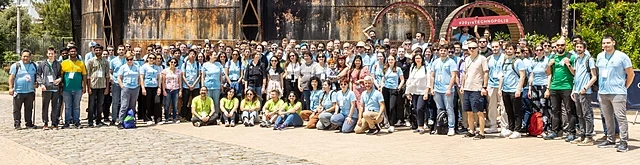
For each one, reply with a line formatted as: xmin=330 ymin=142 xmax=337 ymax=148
xmin=25 ymin=125 xmax=37 ymax=129
xmin=73 ymin=125 xmax=81 ymax=129
xmin=616 ymin=141 xmax=629 ymax=153
xmin=87 ymin=124 xmax=95 ymax=128
xmin=96 ymin=122 xmax=107 ymax=127
xmin=175 ymin=119 xmax=180 ymax=124
xmin=260 ymin=121 xmax=267 ymax=128
xmin=117 ymin=124 xmax=124 ymax=129
xmin=394 ymin=120 xmax=403 ymax=126
xmin=388 ymin=126 xmax=395 ymax=133
xmin=146 ymin=121 xmax=154 ymax=126
xmin=193 ymin=122 xmax=202 ymax=127
xmin=564 ymin=135 xmax=577 ymax=142
xmin=230 ymin=121 xmax=236 ymax=127
xmin=509 ymin=131 xmax=521 ymax=139
xmin=50 ymin=125 xmax=58 ymax=130
xmin=597 ymin=135 xmax=608 ymax=141
xmin=368 ymin=124 xmax=382 ymax=135
xmin=485 ymin=127 xmax=499 ymax=134
xmin=109 ymin=121 xmax=116 ymax=126
xmin=578 ymin=137 xmax=595 ymax=146
xmin=543 ymin=133 xmax=559 ymax=140
xmin=447 ymin=128 xmax=455 ymax=136
xmin=473 ymin=134 xmax=486 ymax=140
xmin=225 ymin=121 xmax=230 ymax=127
xmin=500 ymin=129 xmax=512 ymax=138
xmin=570 ymin=137 xmax=584 ymax=144
xmin=427 ymin=119 xmax=434 ymax=125
xmin=596 ymin=141 xmax=616 ymax=148
xmin=157 ymin=121 xmax=164 ymax=125
xmin=43 ymin=125 xmax=50 ymax=130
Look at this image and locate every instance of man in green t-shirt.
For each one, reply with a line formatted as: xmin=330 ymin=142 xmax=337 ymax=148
xmin=191 ymin=87 xmax=218 ymax=127
xmin=543 ymin=39 xmax=577 ymax=140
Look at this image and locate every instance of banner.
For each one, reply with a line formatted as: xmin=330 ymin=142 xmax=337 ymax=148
xmin=626 ymin=70 xmax=640 ymax=110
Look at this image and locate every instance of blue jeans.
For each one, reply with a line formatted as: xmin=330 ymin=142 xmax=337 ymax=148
xmin=275 ymin=113 xmax=303 ymax=127
xmin=208 ymin=89 xmax=221 ymax=117
xmin=521 ymin=88 xmax=532 ymax=129
xmin=164 ymin=89 xmax=179 ymax=120
xmin=229 ymin=81 xmax=243 ymax=97
xmin=330 ymin=113 xmax=358 ymax=133
xmin=111 ymin=84 xmax=122 ymax=122
xmin=303 ymin=90 xmax=311 ymax=110
xmin=248 ymin=86 xmax=262 ymax=96
xmin=62 ymin=90 xmax=82 ymax=126
xmin=434 ymin=92 xmax=455 ymax=128
xmin=118 ymin=87 xmax=140 ymax=123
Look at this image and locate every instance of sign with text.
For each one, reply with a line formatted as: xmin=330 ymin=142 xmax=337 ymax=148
xmin=450 ymin=15 xmax=519 ymax=27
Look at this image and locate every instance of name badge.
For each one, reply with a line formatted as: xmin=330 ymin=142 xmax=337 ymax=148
xmin=25 ymin=75 xmax=32 ymax=82
xmin=601 ymin=69 xmax=609 ymax=78
xmin=339 ymin=99 xmax=344 ymax=106
xmin=68 ymin=72 xmax=75 ymax=79
xmin=438 ymin=75 xmax=443 ymax=81
xmin=498 ymin=72 xmax=504 ymax=78
xmin=492 ymin=71 xmax=499 ymax=78
xmin=321 ymin=74 xmax=326 ymax=80
xmin=47 ymin=75 xmax=54 ymax=83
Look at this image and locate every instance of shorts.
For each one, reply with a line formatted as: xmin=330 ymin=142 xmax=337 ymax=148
xmin=463 ymin=91 xmax=484 ymax=113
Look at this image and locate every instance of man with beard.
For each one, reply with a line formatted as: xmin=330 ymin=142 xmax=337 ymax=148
xmin=10 ymin=50 xmax=38 ymax=130
xmin=60 ymin=46 xmax=87 ymax=129
xmin=412 ymin=32 xmax=428 ymax=52
xmin=485 ymin=41 xmax=504 ymax=134
xmin=453 ymin=26 xmax=472 ymax=46
xmin=477 ymin=37 xmax=493 ymax=57
xmin=543 ymin=39 xmax=577 ymax=141
xmin=109 ymin=45 xmax=127 ymax=126
xmin=86 ymin=45 xmax=110 ymax=127
xmin=354 ymin=76 xmax=385 ymax=135
xmin=569 ymin=41 xmax=597 ymax=145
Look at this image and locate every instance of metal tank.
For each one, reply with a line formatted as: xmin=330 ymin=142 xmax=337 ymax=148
xmin=122 ymin=0 xmax=241 ymax=48
xmin=80 ymin=0 xmax=105 ymax=54
xmin=263 ymin=0 xmax=459 ymax=42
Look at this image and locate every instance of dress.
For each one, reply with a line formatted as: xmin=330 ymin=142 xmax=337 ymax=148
xmin=266 ymin=67 xmax=283 ymax=95
xmin=349 ymin=66 xmax=370 ymax=105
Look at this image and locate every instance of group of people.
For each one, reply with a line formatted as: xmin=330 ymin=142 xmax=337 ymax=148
xmin=9 ymin=26 xmax=634 ymax=153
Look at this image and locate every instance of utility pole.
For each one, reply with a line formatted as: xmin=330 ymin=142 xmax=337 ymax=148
xmin=15 ymin=0 xmax=22 ymax=54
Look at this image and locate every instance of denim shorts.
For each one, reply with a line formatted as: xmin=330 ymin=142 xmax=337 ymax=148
xmin=463 ymin=91 xmax=484 ymax=113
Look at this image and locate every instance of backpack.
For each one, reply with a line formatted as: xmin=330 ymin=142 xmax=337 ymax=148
xmin=583 ymin=56 xmax=599 ymax=92
xmin=502 ymin=57 xmax=528 ymax=84
xmin=123 ymin=108 xmax=137 ymax=129
xmin=433 ymin=110 xmax=449 ymax=135
xmin=528 ymin=111 xmax=544 ymax=136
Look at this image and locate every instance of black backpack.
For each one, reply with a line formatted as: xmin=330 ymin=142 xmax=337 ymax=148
xmin=433 ymin=110 xmax=449 ymax=135
xmin=584 ymin=56 xmax=599 ymax=92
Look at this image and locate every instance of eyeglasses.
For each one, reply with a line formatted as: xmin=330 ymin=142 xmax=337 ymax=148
xmin=155 ymin=57 xmax=162 ymax=59
xmin=491 ymin=46 xmax=499 ymax=48
xmin=515 ymin=52 xmax=522 ymax=54
xmin=340 ymin=83 xmax=348 ymax=86
xmin=232 ymin=53 xmax=239 ymax=56
xmin=543 ymin=45 xmax=550 ymax=47
xmin=535 ymin=49 xmax=543 ymax=51
xmin=556 ymin=44 xmax=566 ymax=47
xmin=126 ymin=58 xmax=134 ymax=61
xmin=169 ymin=61 xmax=177 ymax=64
xmin=468 ymin=47 xmax=477 ymax=50
xmin=270 ymin=60 xmax=278 ymax=62
xmin=247 ymin=93 xmax=254 ymax=96
xmin=295 ymin=48 xmax=300 ymax=50
xmin=479 ymin=41 xmax=487 ymax=43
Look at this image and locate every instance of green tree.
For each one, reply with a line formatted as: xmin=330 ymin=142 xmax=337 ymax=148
xmin=0 ymin=6 xmax=32 ymax=63
xmin=0 ymin=0 xmax=11 ymax=9
xmin=33 ymin=0 xmax=71 ymax=37
xmin=570 ymin=2 xmax=640 ymax=68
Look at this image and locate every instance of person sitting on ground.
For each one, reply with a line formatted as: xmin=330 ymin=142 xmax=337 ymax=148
xmin=315 ymin=80 xmax=338 ymax=130
xmin=261 ymin=90 xmax=285 ymax=127
xmin=354 ymin=76 xmax=385 ymax=135
xmin=241 ymin=89 xmax=261 ymax=126
xmin=220 ymin=88 xmax=239 ymax=127
xmin=191 ymin=87 xmax=218 ymax=127
xmin=330 ymin=80 xmax=360 ymax=133
xmin=300 ymin=77 xmax=322 ymax=128
xmin=274 ymin=91 xmax=305 ymax=130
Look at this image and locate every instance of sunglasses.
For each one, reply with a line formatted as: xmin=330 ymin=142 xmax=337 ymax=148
xmin=535 ymin=49 xmax=543 ymax=51
xmin=232 ymin=53 xmax=239 ymax=56
xmin=247 ymin=93 xmax=254 ymax=96
xmin=556 ymin=44 xmax=566 ymax=47
xmin=126 ymin=58 xmax=134 ymax=61
xmin=271 ymin=60 xmax=278 ymax=62
xmin=468 ymin=47 xmax=477 ymax=50
xmin=515 ymin=52 xmax=522 ymax=54
xmin=169 ymin=61 xmax=177 ymax=64
xmin=295 ymin=48 xmax=300 ymax=50
xmin=543 ymin=45 xmax=550 ymax=47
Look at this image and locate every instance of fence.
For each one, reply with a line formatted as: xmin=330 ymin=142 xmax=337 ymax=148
xmin=3 ymin=36 xmax=72 ymax=63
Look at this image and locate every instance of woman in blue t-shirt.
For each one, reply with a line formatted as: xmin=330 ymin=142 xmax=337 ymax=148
xmin=117 ymin=52 xmax=141 ymax=127
xmin=180 ymin=50 xmax=201 ymax=121
xmin=379 ymin=55 xmax=405 ymax=133
xmin=300 ymin=77 xmax=322 ymax=127
xmin=202 ymin=51 xmax=224 ymax=117
xmin=139 ymin=54 xmax=163 ymax=124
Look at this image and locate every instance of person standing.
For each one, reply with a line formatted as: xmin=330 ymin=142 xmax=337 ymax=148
xmin=181 ymin=50 xmax=201 ymax=121
xmin=9 ymin=50 xmax=38 ymax=130
xmin=460 ymin=42 xmax=489 ymax=139
xmin=430 ymin=45 xmax=459 ymax=136
xmin=201 ymin=52 xmax=224 ymax=121
xmin=528 ymin=45 xmax=552 ymax=136
xmin=569 ymin=41 xmax=598 ymax=145
xmin=498 ymin=44 xmax=527 ymax=139
xmin=244 ymin=52 xmax=267 ymax=96
xmin=405 ymin=53 xmax=430 ymax=134
xmin=117 ymin=52 xmax=142 ymax=129
xmin=109 ymin=45 xmax=127 ymax=126
xmin=36 ymin=48 xmax=62 ymax=129
xmin=485 ymin=41 xmax=504 ymax=133
xmin=543 ymin=39 xmax=577 ymax=141
xmin=595 ymin=35 xmax=635 ymax=153
xmin=140 ymin=54 xmax=163 ymax=125
xmin=379 ymin=55 xmax=405 ymax=133
xmin=86 ymin=45 xmax=110 ymax=127
xmin=60 ymin=47 xmax=87 ymax=129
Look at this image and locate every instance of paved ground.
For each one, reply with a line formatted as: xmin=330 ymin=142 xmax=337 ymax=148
xmin=1 ymin=93 xmax=640 ymax=165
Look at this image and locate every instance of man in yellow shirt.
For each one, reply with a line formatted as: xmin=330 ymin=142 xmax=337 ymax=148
xmin=191 ymin=87 xmax=217 ymax=127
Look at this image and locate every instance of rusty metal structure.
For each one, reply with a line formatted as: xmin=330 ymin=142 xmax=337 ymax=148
xmin=73 ymin=0 xmax=564 ymax=53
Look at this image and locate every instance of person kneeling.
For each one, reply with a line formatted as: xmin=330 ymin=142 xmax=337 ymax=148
xmin=354 ymin=76 xmax=385 ymax=135
xmin=191 ymin=87 xmax=218 ymax=127
xmin=262 ymin=90 xmax=285 ymax=128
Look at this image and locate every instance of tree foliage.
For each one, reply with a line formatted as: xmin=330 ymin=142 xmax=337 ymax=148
xmin=33 ymin=0 xmax=71 ymax=37
xmin=570 ymin=2 xmax=640 ymax=68
xmin=0 ymin=6 xmax=32 ymax=63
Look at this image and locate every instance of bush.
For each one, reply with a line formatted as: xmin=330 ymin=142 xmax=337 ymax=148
xmin=570 ymin=2 xmax=640 ymax=68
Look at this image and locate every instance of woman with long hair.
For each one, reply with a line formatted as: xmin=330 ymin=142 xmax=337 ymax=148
xmin=315 ymin=80 xmax=338 ymax=130
xmin=240 ymin=89 xmax=261 ymax=126
xmin=139 ymin=54 xmax=163 ymax=125
xmin=406 ymin=53 xmax=430 ymax=134
xmin=283 ymin=52 xmax=301 ymax=99
xmin=244 ymin=52 xmax=266 ymax=96
xmin=225 ymin=50 xmax=244 ymax=97
xmin=300 ymin=77 xmax=322 ymax=128
xmin=315 ymin=53 xmax=330 ymax=82
xmin=344 ymin=55 xmax=369 ymax=107
xmin=372 ymin=52 xmax=386 ymax=90
xmin=379 ymin=55 xmax=405 ymax=133
xmin=273 ymin=91 xmax=305 ymax=130
xmin=162 ymin=57 xmax=182 ymax=123
xmin=220 ymin=88 xmax=239 ymax=127
xmin=330 ymin=79 xmax=360 ymax=133
xmin=201 ymin=50 xmax=224 ymax=119
xmin=180 ymin=49 xmax=201 ymax=121
xmin=266 ymin=56 xmax=284 ymax=96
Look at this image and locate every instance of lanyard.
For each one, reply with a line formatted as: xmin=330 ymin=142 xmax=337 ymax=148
xmin=604 ymin=53 xmax=613 ymax=68
xmin=362 ymin=90 xmax=375 ymax=106
xmin=439 ymin=57 xmax=449 ymax=74
xmin=465 ymin=55 xmax=479 ymax=71
xmin=46 ymin=61 xmax=53 ymax=73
